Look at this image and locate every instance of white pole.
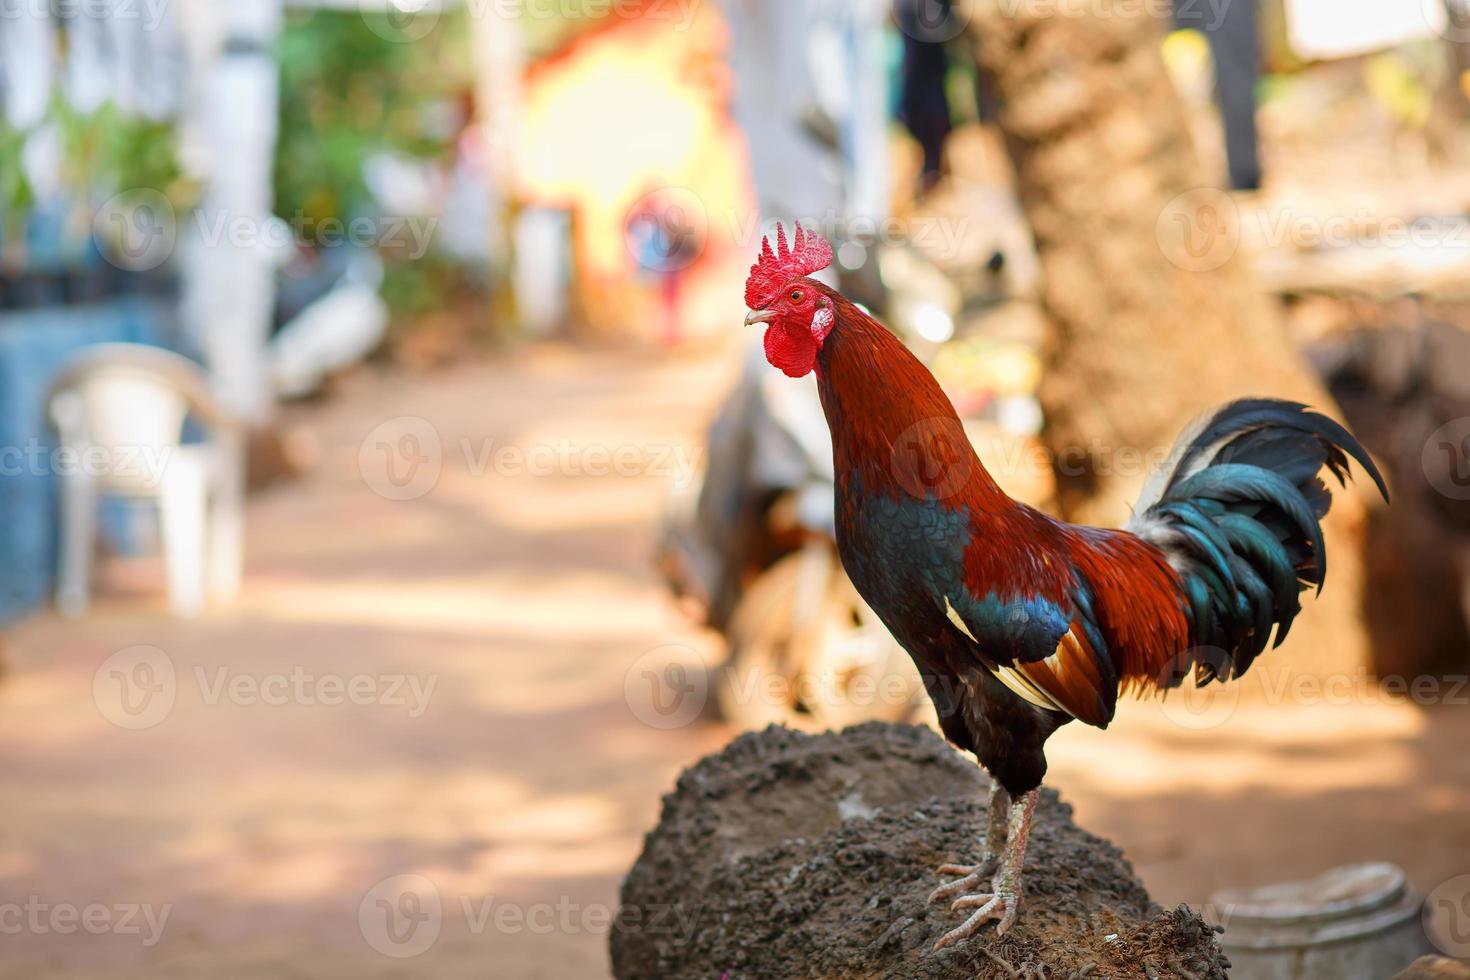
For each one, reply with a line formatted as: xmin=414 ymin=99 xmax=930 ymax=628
xmin=178 ymin=0 xmax=283 ymax=424
xmin=176 ymin=0 xmax=284 ymax=602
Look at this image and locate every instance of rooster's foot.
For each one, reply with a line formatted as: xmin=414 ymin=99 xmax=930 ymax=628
xmin=932 ymin=885 xmax=1019 ymax=949
xmin=925 ymin=859 xmax=998 ymax=906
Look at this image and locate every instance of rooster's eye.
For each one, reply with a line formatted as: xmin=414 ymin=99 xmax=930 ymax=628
xmin=789 ymin=289 xmax=803 ymax=302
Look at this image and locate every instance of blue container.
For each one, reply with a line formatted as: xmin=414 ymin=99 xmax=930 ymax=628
xmin=0 ymin=299 xmax=171 ymax=622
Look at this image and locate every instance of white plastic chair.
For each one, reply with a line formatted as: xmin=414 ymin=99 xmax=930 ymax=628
xmin=46 ymin=344 xmax=245 ymax=619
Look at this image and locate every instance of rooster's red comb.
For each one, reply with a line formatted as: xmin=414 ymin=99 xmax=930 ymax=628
xmin=744 ymin=221 xmax=834 ymax=309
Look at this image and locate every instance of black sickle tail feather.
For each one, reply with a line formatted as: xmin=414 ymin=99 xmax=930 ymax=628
xmin=1129 ymin=399 xmax=1389 ymax=685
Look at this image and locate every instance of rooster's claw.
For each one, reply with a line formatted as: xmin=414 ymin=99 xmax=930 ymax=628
xmin=926 ymin=859 xmax=997 ymax=906
xmin=933 ymin=890 xmax=1018 ymax=949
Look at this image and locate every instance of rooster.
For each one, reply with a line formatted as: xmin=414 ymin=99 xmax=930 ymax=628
xmin=742 ymin=224 xmax=1388 ymax=948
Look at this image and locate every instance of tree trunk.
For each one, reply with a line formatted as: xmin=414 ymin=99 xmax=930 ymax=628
xmin=960 ymin=1 xmax=1378 ymax=677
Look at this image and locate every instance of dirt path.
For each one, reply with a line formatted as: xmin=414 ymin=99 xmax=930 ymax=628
xmin=0 ymin=343 xmax=737 ymax=979
xmin=1 ymin=341 xmax=1466 ymax=978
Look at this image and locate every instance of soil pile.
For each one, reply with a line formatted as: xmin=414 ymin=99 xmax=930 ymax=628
xmin=612 ymin=722 xmax=1229 ymax=978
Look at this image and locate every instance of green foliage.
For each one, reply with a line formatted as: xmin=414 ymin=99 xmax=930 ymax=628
xmin=272 ymin=8 xmax=481 ymax=325
xmin=0 ymin=122 xmax=34 ymax=227
xmin=52 ymin=97 xmax=189 ymax=203
xmin=379 ymin=251 xmax=463 ymax=320
xmin=273 ymin=8 xmax=472 ymax=233
xmin=1 ymin=96 xmax=188 ymax=260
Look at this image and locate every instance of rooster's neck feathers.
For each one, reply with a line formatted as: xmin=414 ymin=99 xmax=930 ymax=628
xmin=816 ymin=296 xmax=1005 ymax=508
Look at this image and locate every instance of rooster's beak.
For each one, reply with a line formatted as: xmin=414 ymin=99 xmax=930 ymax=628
xmin=744 ymin=309 xmax=776 ymax=326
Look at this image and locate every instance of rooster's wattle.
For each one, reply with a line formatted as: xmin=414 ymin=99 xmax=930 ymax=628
xmin=742 ymin=224 xmax=1389 ymax=948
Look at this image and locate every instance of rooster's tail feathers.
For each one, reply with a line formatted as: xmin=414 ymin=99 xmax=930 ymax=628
xmin=1128 ymin=399 xmax=1387 ymax=686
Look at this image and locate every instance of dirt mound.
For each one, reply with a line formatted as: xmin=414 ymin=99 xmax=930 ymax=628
xmin=611 ymin=723 xmax=1228 ymax=979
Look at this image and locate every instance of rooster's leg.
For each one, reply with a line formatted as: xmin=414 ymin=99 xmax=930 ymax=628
xmin=927 ymin=781 xmax=1008 ymax=903
xmin=932 ymin=789 xmax=1037 ymax=949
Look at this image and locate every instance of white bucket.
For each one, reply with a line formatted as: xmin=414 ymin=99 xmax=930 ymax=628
xmin=1212 ymin=863 xmax=1433 ymax=980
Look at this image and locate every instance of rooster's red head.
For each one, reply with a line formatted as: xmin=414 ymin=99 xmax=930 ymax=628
xmin=744 ymin=222 xmax=836 ymax=378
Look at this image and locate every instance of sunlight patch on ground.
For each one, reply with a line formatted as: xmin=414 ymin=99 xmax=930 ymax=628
xmin=1047 ymin=699 xmax=1427 ymax=799
xmin=239 ymin=573 xmax=659 ymax=640
xmin=432 ymin=463 xmax=676 ymax=535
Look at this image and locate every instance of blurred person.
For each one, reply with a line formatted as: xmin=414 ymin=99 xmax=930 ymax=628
xmin=896 ymin=0 xmax=955 ymax=193
xmin=1176 ymin=0 xmax=1262 ymax=190
xmin=626 ymin=188 xmax=704 ymax=347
